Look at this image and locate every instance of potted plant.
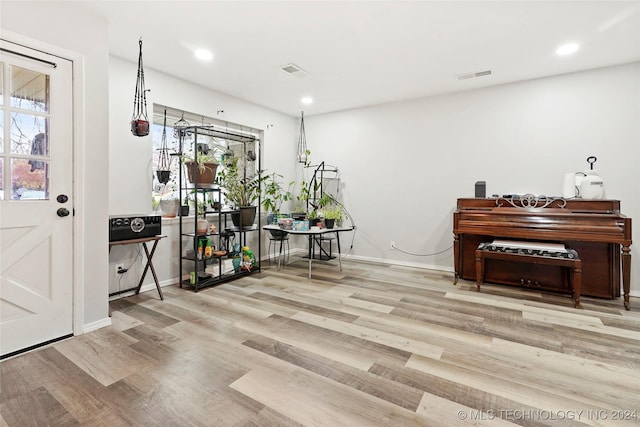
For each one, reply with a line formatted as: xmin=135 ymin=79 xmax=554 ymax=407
xmin=262 ymin=172 xmax=294 ymax=225
xmin=216 ymin=158 xmax=265 ymax=228
xmin=323 ymin=205 xmax=343 ymax=229
xmin=179 ymin=194 xmax=190 ymax=217
xmin=306 ymin=190 xmax=333 ymax=227
xmin=159 ymin=191 xmax=180 ymax=218
xmin=183 ymin=142 xmax=223 ymax=187
xmin=184 ymin=152 xmax=218 ymax=186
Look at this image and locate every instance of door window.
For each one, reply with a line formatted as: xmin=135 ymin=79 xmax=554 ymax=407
xmin=0 ymin=63 xmax=50 ymax=200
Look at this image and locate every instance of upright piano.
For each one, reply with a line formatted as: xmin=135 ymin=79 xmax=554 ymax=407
xmin=453 ymin=196 xmax=632 ymax=309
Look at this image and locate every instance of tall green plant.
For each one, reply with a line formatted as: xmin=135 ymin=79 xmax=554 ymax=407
xmin=217 ymin=158 xmax=265 ymax=207
xmin=262 ymin=172 xmax=294 ymax=214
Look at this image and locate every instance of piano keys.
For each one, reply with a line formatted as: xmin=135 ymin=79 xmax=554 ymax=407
xmin=453 ymin=197 xmax=632 ymax=309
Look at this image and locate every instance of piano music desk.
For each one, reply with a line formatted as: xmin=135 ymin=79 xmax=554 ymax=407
xmin=475 ymin=245 xmax=582 ymax=308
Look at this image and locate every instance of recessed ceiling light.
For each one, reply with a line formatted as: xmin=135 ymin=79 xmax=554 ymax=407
xmin=556 ymin=43 xmax=579 ymax=56
xmin=194 ymin=49 xmax=213 ymax=61
xmin=301 ymin=97 xmax=313 ymax=105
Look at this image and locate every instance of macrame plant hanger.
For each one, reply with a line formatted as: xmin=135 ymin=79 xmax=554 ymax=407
xmin=156 ymin=109 xmax=171 ymax=184
xmin=296 ymin=111 xmax=308 ymax=164
xmin=131 ymin=37 xmax=150 ymax=136
xmin=173 ymin=112 xmax=191 ymax=140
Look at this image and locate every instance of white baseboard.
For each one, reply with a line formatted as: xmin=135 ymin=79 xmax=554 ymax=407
xmin=82 ymin=317 xmax=112 ymax=334
xmin=113 ymin=251 xmax=640 ymax=304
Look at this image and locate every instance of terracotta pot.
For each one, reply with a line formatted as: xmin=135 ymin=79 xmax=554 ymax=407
xmin=186 ymin=161 xmax=218 ymax=186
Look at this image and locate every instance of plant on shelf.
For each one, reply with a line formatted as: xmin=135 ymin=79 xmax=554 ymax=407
xmin=262 ymin=172 xmax=294 ymax=224
xmin=182 ymin=141 xmax=223 ymax=186
xmin=179 ymin=193 xmax=190 ymax=217
xmin=216 ymin=157 xmax=265 ymax=228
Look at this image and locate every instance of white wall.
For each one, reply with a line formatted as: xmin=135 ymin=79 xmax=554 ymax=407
xmin=1 ymin=2 xmax=111 ymax=329
xmin=108 ymin=56 xmax=298 ymax=293
xmin=306 ymin=63 xmax=640 ymax=295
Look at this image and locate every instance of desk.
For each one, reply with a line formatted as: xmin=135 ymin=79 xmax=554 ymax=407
xmin=263 ymin=225 xmax=354 ymax=278
xmin=109 ymin=235 xmax=166 ymax=300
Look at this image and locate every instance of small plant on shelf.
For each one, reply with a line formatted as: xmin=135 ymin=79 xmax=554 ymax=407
xmin=323 ymin=205 xmax=343 ymax=221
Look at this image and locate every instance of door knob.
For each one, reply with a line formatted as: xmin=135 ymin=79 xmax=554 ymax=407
xmin=57 ymin=194 xmax=69 ymax=203
xmin=57 ymin=208 xmax=70 ymax=217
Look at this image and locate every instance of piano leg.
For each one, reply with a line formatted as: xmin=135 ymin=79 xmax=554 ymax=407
xmin=475 ymin=250 xmax=483 ymax=292
xmin=572 ymin=263 xmax=582 ymax=309
xmin=453 ymin=234 xmax=460 ymax=285
xmin=622 ymin=245 xmax=631 ymax=310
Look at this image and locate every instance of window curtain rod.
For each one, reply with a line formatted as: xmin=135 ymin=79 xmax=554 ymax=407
xmin=0 ymin=47 xmax=57 ymax=68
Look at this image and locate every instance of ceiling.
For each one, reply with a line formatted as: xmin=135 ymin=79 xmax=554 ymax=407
xmin=78 ymin=1 xmax=640 ymax=117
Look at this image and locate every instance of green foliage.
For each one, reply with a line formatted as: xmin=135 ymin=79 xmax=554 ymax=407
xmin=323 ymin=205 xmax=343 ymax=221
xmin=318 ymin=192 xmax=333 ymax=209
xmin=262 ymin=172 xmax=294 ymax=214
xmin=217 ymin=158 xmax=265 ymax=207
xmin=182 ymin=141 xmax=223 ymax=173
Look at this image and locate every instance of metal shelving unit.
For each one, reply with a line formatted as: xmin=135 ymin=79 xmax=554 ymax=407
xmin=177 ymin=125 xmax=261 ymax=292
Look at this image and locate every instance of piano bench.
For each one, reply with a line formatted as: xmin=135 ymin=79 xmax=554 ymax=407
xmin=475 ymin=244 xmax=582 ymax=308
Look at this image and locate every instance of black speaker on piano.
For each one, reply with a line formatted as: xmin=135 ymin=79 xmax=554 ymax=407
xmin=475 ymin=181 xmax=486 ymax=198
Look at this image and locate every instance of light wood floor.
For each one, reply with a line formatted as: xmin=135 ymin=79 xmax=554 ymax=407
xmin=2 ymin=257 xmax=640 ymax=426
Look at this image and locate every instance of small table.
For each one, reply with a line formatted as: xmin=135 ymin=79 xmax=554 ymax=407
xmin=263 ymin=225 xmax=354 ymax=279
xmin=109 ymin=235 xmax=166 ymax=300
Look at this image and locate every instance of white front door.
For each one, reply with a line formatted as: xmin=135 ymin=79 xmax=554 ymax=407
xmin=0 ymin=41 xmax=74 ymax=358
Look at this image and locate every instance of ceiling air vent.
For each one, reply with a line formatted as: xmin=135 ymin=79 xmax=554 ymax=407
xmin=280 ymin=63 xmax=309 ymax=78
xmin=456 ymin=70 xmax=492 ymax=80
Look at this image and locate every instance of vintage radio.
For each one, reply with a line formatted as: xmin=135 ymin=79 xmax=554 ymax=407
xmin=109 ymin=215 xmax=161 ymax=242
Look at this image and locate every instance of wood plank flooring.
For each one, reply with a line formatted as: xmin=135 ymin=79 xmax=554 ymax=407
xmin=2 ymin=257 xmax=640 ymax=426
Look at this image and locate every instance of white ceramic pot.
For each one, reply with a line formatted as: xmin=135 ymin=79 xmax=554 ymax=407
xmin=197 ymin=218 xmax=209 ymax=235
xmin=160 ymin=199 xmax=179 ymax=218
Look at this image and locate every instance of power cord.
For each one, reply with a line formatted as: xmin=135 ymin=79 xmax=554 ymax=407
xmin=114 ymin=246 xmax=143 ymax=292
xmin=328 ymin=196 xmax=357 ymax=253
xmin=391 ymin=243 xmax=453 ymax=257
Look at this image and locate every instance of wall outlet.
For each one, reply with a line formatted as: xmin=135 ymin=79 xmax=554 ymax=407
xmin=115 ymin=263 xmax=126 ymax=274
xmin=390 ymin=241 xmax=396 ymax=250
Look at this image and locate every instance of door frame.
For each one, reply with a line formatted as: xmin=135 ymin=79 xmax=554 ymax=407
xmin=1 ymin=30 xmax=89 ymax=337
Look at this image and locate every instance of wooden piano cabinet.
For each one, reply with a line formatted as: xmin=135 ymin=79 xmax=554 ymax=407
xmin=453 ymin=197 xmax=632 ymax=309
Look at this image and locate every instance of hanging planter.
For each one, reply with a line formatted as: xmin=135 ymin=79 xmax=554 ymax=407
xmin=173 ymin=113 xmax=192 ymax=140
xmin=296 ymin=111 xmax=308 ymax=164
xmin=131 ymin=38 xmax=150 ymax=137
xmin=156 ymin=109 xmax=172 ymax=184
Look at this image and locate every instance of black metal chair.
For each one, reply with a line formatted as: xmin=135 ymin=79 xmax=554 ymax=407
xmin=268 ymin=234 xmax=290 ymax=266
